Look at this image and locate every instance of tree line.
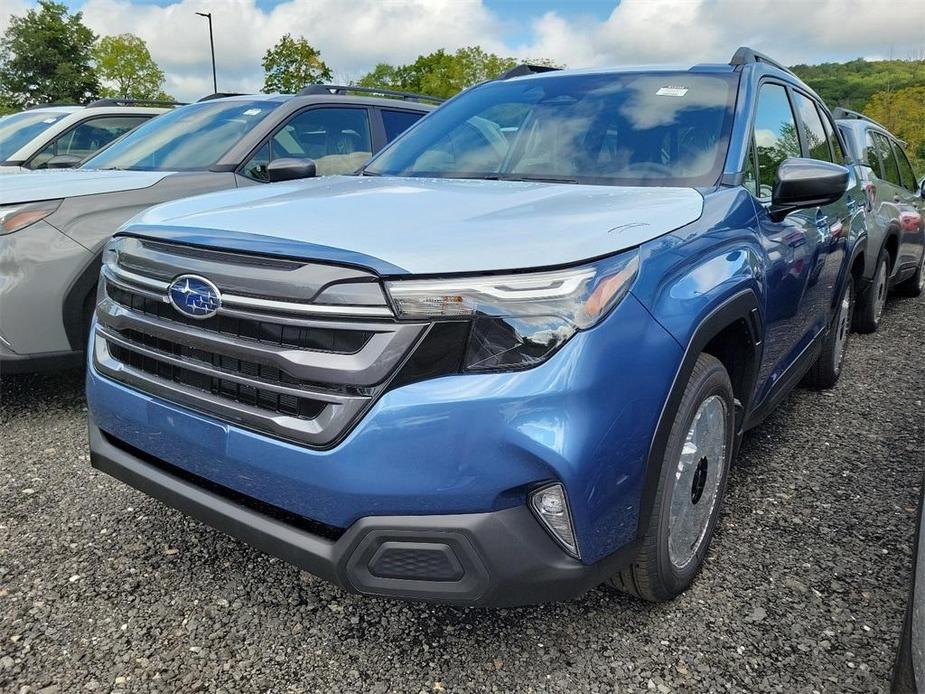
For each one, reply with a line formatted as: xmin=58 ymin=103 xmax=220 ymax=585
xmin=792 ymin=58 xmax=925 ymax=171
xmin=2 ymin=1 xmax=922 ymax=171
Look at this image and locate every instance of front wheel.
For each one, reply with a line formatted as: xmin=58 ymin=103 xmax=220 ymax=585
xmin=608 ymin=353 xmax=734 ymax=602
xmin=803 ymin=274 xmax=854 ymax=389
xmin=854 ymin=249 xmax=888 ymax=333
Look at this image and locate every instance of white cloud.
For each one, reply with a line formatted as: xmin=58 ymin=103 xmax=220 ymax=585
xmin=516 ymin=0 xmax=925 ymax=69
xmin=0 ymin=0 xmax=922 ymax=102
xmin=78 ymin=0 xmax=507 ymax=99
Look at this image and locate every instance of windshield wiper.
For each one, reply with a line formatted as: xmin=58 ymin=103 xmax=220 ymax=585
xmin=484 ymin=173 xmax=579 ymax=184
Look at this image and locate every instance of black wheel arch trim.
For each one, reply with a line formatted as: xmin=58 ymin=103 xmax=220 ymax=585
xmin=62 ymin=251 xmax=103 ymax=352
xmin=635 ymin=289 xmax=763 ymax=543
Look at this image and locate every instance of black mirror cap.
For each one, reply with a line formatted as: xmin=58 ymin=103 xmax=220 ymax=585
xmin=267 ymin=157 xmax=317 ymax=183
xmin=770 ymin=157 xmax=849 ymax=221
xmin=45 ymin=154 xmax=83 ymax=169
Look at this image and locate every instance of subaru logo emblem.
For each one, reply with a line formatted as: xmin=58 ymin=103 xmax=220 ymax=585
xmin=168 ymin=275 xmax=222 ymax=319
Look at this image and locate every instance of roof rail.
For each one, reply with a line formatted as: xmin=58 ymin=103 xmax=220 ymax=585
xmin=729 ymin=47 xmax=795 ymax=76
xmin=497 ymin=64 xmax=562 ymax=80
xmin=298 ymin=84 xmax=443 ymax=104
xmin=831 ymin=106 xmax=892 ymax=132
xmin=24 ymin=102 xmax=80 ymax=110
xmin=85 ymin=98 xmax=185 ymax=108
xmin=197 ymin=92 xmax=247 ymax=102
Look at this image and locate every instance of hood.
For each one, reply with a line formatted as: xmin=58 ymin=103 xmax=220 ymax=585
xmin=124 ymin=175 xmax=704 ymax=275
xmin=0 ymin=169 xmax=171 ymax=205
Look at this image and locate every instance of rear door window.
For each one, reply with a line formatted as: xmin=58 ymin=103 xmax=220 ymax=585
xmin=817 ymin=106 xmax=846 ymax=164
xmin=792 ymin=92 xmax=832 ymax=162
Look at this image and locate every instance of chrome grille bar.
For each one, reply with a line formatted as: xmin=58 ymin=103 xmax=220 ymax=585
xmin=102 ymin=262 xmax=394 ymax=319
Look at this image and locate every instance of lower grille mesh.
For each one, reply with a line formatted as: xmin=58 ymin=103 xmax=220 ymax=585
xmin=107 ymin=341 xmax=326 ymax=420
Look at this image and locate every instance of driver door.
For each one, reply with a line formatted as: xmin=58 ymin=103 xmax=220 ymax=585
xmin=747 ymin=82 xmax=825 ymax=404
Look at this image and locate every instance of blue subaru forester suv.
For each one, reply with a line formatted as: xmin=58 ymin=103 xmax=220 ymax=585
xmin=87 ymin=48 xmax=866 ymax=606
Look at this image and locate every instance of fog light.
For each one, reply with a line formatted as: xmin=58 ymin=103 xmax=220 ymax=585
xmin=529 ymin=483 xmax=579 ymax=558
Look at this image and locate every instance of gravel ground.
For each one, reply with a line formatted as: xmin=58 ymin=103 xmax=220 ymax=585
xmin=1 ymin=295 xmax=923 ymax=694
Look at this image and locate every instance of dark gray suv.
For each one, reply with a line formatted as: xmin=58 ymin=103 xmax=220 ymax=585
xmin=0 ymin=87 xmax=438 ymax=374
xmin=836 ymin=108 xmax=925 ymax=332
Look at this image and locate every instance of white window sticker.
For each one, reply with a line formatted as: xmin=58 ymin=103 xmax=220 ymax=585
xmin=243 ymin=108 xmax=262 ymax=116
xmin=42 ymin=117 xmax=59 ymax=123
xmin=656 ymin=86 xmax=688 ymax=97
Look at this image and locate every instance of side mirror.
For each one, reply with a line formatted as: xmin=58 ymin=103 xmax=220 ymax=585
xmin=267 ymin=157 xmax=317 ymax=183
xmin=45 ymin=154 xmax=83 ymax=169
xmin=770 ymin=158 xmax=849 ymax=222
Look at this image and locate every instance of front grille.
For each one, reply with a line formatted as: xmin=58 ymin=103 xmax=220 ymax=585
xmin=94 ymin=237 xmax=427 ymax=447
xmin=107 ymin=283 xmax=373 ymax=354
xmin=107 ymin=342 xmax=326 ymax=419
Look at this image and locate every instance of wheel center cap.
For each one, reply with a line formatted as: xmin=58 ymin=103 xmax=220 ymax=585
xmin=691 ymin=456 xmax=708 ymax=504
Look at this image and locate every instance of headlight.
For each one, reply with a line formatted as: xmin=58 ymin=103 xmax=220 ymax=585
xmin=0 ymin=199 xmax=63 ymax=235
xmin=385 ymin=251 xmax=639 ymax=372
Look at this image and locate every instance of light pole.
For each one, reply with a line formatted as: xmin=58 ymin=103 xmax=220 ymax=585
xmin=195 ymin=11 xmax=217 ymax=93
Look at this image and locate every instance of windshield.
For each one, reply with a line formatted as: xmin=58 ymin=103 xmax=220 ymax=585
xmin=82 ymin=100 xmax=280 ymax=172
xmin=0 ymin=110 xmax=70 ymax=161
xmin=365 ymin=72 xmax=738 ymax=187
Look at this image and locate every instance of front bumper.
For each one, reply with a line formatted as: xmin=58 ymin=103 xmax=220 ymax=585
xmin=90 ymin=419 xmax=637 ymax=606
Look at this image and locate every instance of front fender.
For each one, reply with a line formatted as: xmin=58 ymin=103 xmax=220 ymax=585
xmin=632 ymin=187 xmax=765 ymax=350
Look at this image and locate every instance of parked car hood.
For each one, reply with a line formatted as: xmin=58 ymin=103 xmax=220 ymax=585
xmin=0 ymin=169 xmax=171 ymax=205
xmin=123 ymin=175 xmax=705 ymax=275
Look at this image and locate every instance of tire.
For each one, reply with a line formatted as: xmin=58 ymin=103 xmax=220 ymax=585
xmin=608 ymin=353 xmax=734 ymax=602
xmin=854 ymin=249 xmax=888 ymax=334
xmin=803 ymin=274 xmax=854 ymax=389
xmin=895 ymin=247 xmax=925 ymax=298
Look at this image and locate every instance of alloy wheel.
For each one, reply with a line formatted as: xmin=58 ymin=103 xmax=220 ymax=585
xmin=833 ymin=282 xmax=853 ymax=372
xmin=874 ymin=261 xmax=888 ymax=322
xmin=668 ymin=395 xmax=728 ymax=570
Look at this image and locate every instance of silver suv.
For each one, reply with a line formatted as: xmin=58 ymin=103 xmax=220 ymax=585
xmin=0 ymin=99 xmax=171 ymax=173
xmin=836 ymin=108 xmax=925 ymax=332
xmin=0 ymin=87 xmax=438 ymax=373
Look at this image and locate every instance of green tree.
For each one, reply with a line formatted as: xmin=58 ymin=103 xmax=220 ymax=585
xmin=864 ymin=86 xmax=925 ymax=172
xmin=93 ymin=34 xmax=171 ymax=101
xmin=0 ymin=0 xmax=100 ymax=108
xmin=358 ymin=46 xmax=560 ymax=99
xmin=262 ymin=34 xmax=332 ymax=94
xmin=791 ymin=57 xmax=925 ymax=112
